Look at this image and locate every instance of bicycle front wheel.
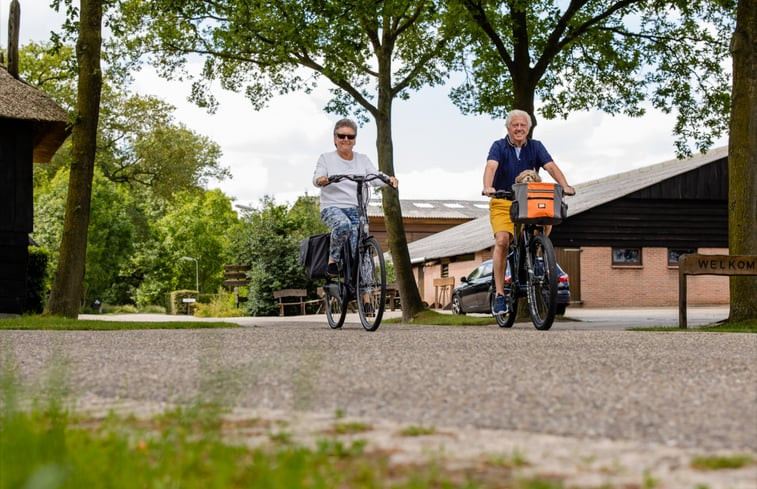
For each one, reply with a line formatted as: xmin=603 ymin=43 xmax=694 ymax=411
xmin=324 ymin=266 xmax=348 ymax=329
xmin=356 ymin=237 xmax=386 ymax=331
xmin=526 ymin=234 xmax=558 ymax=330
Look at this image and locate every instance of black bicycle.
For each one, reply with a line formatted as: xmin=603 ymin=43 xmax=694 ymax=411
xmin=489 ymin=190 xmax=560 ymax=330
xmin=322 ymin=173 xmax=393 ymax=331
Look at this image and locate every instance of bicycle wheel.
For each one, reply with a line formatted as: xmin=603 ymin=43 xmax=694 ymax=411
xmin=324 ymin=264 xmax=348 ymax=329
xmin=356 ymin=237 xmax=386 ymax=331
xmin=526 ymin=234 xmax=558 ymax=330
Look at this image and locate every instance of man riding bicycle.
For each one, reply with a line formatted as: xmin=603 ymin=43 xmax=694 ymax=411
xmin=483 ymin=110 xmax=575 ymax=315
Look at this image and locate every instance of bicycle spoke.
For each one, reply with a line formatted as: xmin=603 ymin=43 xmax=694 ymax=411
xmin=324 ymin=259 xmax=348 ymax=329
xmin=527 ymin=234 xmax=558 ymax=330
xmin=356 ymin=237 xmax=386 ymax=331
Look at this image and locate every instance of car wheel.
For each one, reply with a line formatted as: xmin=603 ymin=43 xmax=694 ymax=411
xmin=451 ymin=294 xmax=464 ymax=315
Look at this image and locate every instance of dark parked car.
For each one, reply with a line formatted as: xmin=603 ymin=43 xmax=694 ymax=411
xmin=451 ymin=259 xmax=571 ymax=316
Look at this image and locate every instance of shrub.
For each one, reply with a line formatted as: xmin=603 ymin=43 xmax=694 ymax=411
xmin=25 ymin=246 xmax=50 ymax=314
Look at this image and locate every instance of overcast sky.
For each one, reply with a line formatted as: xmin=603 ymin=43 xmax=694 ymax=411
xmin=8 ymin=2 xmax=728 ymax=208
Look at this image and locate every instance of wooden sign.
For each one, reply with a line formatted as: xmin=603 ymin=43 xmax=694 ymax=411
xmin=678 ymin=254 xmax=757 ymax=328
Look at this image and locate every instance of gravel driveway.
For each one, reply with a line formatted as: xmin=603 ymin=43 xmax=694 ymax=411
xmin=2 ymin=317 xmax=755 ymax=488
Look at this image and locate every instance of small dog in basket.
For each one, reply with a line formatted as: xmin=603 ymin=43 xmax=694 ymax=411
xmin=515 ymin=169 xmax=542 ymax=183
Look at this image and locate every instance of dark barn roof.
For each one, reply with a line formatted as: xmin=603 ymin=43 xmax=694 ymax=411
xmin=0 ymin=66 xmax=69 ymax=162
xmin=407 ymin=147 xmax=729 ymax=262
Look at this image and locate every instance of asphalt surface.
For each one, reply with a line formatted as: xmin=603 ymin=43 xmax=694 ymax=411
xmin=2 ymin=306 xmax=755 ymax=488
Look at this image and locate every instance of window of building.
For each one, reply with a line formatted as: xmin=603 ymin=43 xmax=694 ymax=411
xmin=441 ymin=263 xmax=449 ymax=278
xmin=612 ymin=247 xmax=642 ymax=266
xmin=668 ymin=248 xmax=696 ymax=267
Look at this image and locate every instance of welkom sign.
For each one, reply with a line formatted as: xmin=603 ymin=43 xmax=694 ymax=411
xmin=678 ymin=254 xmax=757 ymax=328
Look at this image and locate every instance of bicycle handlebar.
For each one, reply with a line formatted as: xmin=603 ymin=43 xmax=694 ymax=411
xmin=327 ymin=173 xmax=395 ymax=188
xmin=483 ymin=189 xmax=513 ymax=200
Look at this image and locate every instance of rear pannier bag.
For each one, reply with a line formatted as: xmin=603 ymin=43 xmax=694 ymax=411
xmin=299 ymin=233 xmax=331 ymax=279
xmin=509 ymin=182 xmax=568 ymax=224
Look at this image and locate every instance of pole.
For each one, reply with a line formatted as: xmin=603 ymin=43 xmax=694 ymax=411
xmin=194 ymin=258 xmax=199 ymax=293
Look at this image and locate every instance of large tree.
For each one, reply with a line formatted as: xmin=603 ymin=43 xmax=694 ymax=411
xmin=44 ymin=0 xmax=104 ymax=318
xmin=450 ymin=0 xmax=734 ymax=153
xmin=117 ymin=0 xmax=461 ymax=320
xmin=20 ymin=42 xmax=230 ymax=198
xmin=728 ymin=0 xmax=757 ymax=321
xmin=452 ymin=0 xmax=751 ymax=319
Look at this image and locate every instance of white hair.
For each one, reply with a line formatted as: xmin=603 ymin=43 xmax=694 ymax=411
xmin=505 ymin=110 xmax=533 ymax=130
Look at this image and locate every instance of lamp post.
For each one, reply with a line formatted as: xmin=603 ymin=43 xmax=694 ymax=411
xmin=181 ymin=256 xmax=199 ymax=293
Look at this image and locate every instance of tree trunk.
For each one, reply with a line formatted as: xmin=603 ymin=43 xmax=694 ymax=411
xmin=728 ymin=0 xmax=757 ymax=322
xmin=44 ymin=0 xmax=103 ymax=318
xmin=374 ymin=83 xmax=425 ymax=321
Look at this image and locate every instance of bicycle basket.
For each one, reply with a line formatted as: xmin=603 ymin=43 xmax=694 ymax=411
xmin=509 ymin=182 xmax=568 ymax=224
xmin=299 ymin=233 xmax=330 ymax=279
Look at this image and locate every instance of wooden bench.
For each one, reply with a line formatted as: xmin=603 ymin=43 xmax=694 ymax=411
xmin=273 ymin=289 xmax=321 ymax=316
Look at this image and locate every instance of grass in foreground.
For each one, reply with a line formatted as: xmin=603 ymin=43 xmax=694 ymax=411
xmin=631 ymin=319 xmax=757 ymax=333
xmin=0 ymin=396 xmax=518 ymax=489
xmin=0 ymin=316 xmax=238 ymax=331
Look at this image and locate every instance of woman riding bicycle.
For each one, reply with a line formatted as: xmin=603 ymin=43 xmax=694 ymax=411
xmin=483 ymin=110 xmax=575 ymax=315
xmin=313 ymin=119 xmax=398 ymax=281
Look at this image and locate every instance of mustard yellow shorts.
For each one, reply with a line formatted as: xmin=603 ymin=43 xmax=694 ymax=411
xmin=489 ymin=198 xmax=515 ymax=236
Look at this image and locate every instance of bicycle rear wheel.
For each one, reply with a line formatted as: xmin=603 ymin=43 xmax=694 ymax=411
xmin=356 ymin=237 xmax=386 ymax=331
xmin=526 ymin=234 xmax=558 ymax=330
xmin=324 ymin=265 xmax=348 ymax=329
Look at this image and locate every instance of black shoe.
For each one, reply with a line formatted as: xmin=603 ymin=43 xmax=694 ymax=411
xmin=327 ymin=262 xmax=339 ymax=277
xmin=363 ymin=302 xmax=374 ymax=315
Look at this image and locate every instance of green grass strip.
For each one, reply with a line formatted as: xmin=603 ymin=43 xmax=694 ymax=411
xmin=631 ymin=319 xmax=757 ymax=333
xmin=0 ymin=316 xmax=239 ymax=331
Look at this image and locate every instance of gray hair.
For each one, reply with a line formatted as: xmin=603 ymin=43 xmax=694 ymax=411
xmin=505 ymin=110 xmax=532 ymax=130
xmin=333 ymin=118 xmax=358 ymax=136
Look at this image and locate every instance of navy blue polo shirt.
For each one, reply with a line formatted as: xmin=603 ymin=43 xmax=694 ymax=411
xmin=487 ymin=136 xmax=553 ymax=191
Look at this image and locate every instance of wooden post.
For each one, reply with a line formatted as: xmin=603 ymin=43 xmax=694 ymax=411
xmin=7 ymin=0 xmax=20 ymax=78
xmin=678 ymin=254 xmax=757 ymax=328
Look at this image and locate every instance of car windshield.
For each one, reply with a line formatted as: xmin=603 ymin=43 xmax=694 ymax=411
xmin=468 ymin=261 xmax=492 ymax=280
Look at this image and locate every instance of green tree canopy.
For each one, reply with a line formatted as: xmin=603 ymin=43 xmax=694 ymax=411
xmin=449 ymin=0 xmax=735 ymax=155
xmin=114 ymin=0 xmax=463 ymax=320
xmin=21 ymin=41 xmax=231 ymax=198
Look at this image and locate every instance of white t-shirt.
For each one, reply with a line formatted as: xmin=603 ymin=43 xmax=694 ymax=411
xmin=312 ymin=150 xmax=382 ymax=209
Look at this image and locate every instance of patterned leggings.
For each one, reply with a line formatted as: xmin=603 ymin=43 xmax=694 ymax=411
xmin=320 ymin=207 xmax=359 ymax=263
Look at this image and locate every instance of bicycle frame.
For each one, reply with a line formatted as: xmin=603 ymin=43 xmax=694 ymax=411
xmin=322 ymin=173 xmax=391 ymax=331
xmin=490 ymin=190 xmax=559 ymax=330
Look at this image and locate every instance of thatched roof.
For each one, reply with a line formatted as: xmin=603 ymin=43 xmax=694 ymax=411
xmin=0 ymin=65 xmax=69 ymax=162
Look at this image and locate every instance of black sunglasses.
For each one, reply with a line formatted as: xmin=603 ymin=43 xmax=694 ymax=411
xmin=335 ymin=133 xmax=356 ymax=140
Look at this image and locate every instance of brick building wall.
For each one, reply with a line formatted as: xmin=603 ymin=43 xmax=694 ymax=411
xmin=579 ymin=247 xmax=729 ymax=307
xmin=413 ymin=250 xmax=491 ymax=307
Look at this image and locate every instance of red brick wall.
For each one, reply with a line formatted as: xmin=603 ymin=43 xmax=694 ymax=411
xmin=580 ymin=247 xmax=730 ymax=307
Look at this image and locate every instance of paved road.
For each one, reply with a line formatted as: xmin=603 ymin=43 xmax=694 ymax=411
xmin=79 ymin=305 xmax=732 ymax=330
xmin=3 ymin=306 xmax=756 ymax=488
xmin=3 ymin=306 xmax=754 ymax=451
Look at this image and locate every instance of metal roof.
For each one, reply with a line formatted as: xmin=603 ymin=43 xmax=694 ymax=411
xmin=368 ymin=199 xmax=490 ymax=220
xmin=407 ymin=146 xmax=729 ymax=263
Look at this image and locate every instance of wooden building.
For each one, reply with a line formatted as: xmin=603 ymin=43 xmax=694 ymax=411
xmin=0 ymin=66 xmax=69 ymax=314
xmin=406 ymin=147 xmax=730 ymax=308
